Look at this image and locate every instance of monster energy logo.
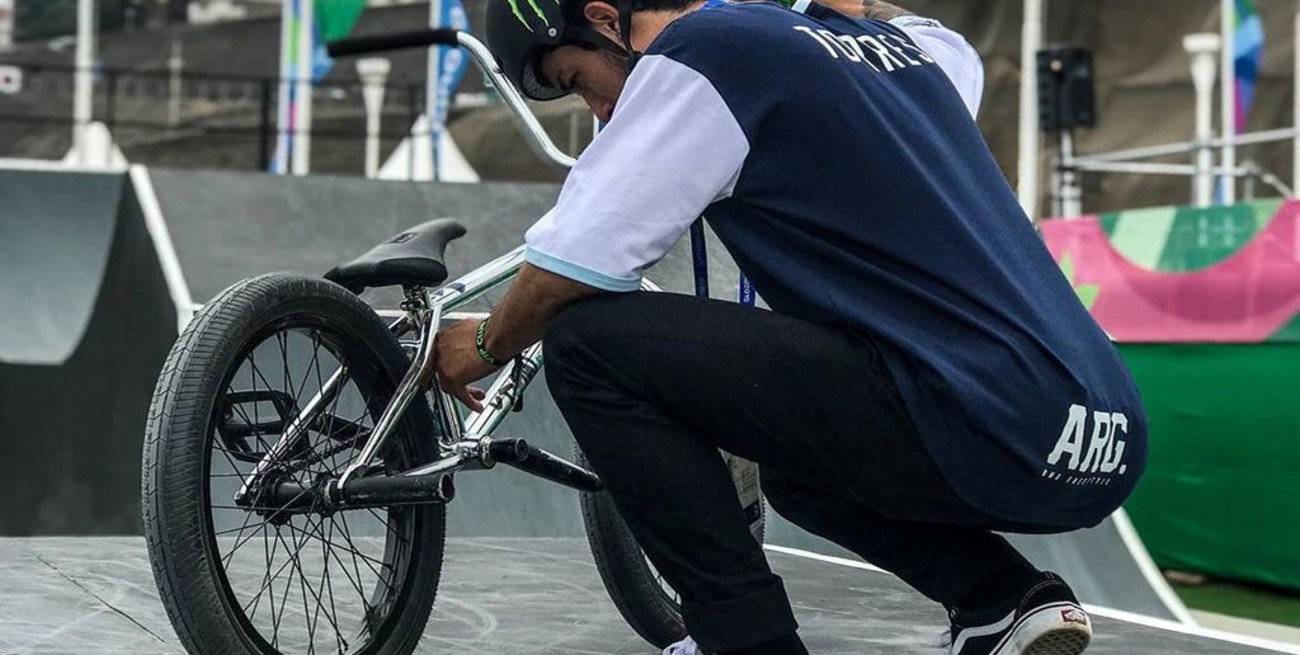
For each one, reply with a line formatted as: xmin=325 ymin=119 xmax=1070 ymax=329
xmin=506 ymin=0 xmax=557 ymax=31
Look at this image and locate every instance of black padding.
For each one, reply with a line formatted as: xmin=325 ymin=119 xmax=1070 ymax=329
xmin=324 ymin=218 xmax=467 ymax=292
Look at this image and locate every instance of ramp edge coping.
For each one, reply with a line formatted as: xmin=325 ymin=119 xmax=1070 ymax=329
xmin=130 ymin=165 xmax=195 ymax=334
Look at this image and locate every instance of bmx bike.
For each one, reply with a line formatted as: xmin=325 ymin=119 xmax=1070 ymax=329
xmin=141 ymin=28 xmax=764 ymax=655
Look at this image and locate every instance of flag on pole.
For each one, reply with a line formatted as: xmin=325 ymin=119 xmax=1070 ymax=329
xmin=274 ymin=0 xmax=366 ymax=174
xmin=1233 ymin=0 xmax=1264 ymax=134
xmin=274 ymin=0 xmax=308 ymax=174
xmin=313 ymin=0 xmax=368 ymax=81
xmin=428 ymin=0 xmax=471 ymax=181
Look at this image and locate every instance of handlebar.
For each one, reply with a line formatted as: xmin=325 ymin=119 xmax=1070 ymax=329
xmin=326 ymin=29 xmax=460 ymax=58
xmin=325 ymin=29 xmax=577 ymax=171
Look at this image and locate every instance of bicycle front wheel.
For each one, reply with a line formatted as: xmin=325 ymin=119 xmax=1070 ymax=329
xmin=142 ymin=273 xmax=445 ymax=655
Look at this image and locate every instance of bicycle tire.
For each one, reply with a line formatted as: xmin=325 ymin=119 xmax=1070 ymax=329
xmin=578 ymin=448 xmax=764 ymax=649
xmin=142 ymin=273 xmax=445 ymax=655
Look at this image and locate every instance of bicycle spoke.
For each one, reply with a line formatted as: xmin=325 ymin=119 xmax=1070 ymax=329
xmin=277 ymin=332 xmax=297 ymax=414
xmin=281 ymin=519 xmax=391 ymax=576
xmin=288 ymin=515 xmax=328 ymax=654
xmin=366 ymin=507 xmax=411 ymax=547
xmin=336 ymin=511 xmax=391 ymax=585
xmin=271 ymin=526 xmax=294 ymax=649
xmin=204 ymin=322 xmax=421 ymax=655
xmin=243 ymin=522 xmax=282 ymax=620
xmin=299 ymin=513 xmax=350 ymax=651
xmin=280 ymin=510 xmax=320 ymax=652
xmin=220 ymin=484 xmax=316 ymax=567
xmin=320 ymin=518 xmax=349 ymax=655
xmin=291 ymin=331 xmax=325 ymax=422
xmin=213 ymin=517 xmax=275 ymax=538
xmin=241 ymin=536 xmax=303 ymax=622
xmin=324 ymin=404 xmax=375 ymax=476
xmin=217 ymin=498 xmax=262 ymax=567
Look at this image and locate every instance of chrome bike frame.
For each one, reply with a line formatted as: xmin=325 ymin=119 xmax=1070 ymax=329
xmin=235 ymin=32 xmax=665 ymax=509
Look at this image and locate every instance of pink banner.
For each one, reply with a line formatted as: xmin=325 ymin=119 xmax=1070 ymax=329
xmin=1041 ymin=202 xmax=1300 ymax=343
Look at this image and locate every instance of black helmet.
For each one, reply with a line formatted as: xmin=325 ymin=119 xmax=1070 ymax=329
xmin=485 ymin=0 xmax=630 ymax=101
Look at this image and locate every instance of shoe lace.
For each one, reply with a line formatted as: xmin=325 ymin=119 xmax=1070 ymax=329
xmin=936 ymin=627 xmax=954 ymax=650
xmin=663 ymin=636 xmax=701 ymax=655
xmin=936 ymin=606 xmax=959 ymax=651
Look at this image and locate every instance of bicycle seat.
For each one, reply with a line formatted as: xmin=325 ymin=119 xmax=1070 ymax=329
xmin=325 ymin=218 xmax=467 ymax=293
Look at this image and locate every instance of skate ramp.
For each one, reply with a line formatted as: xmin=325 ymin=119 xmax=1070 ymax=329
xmin=0 ymin=169 xmax=123 ymax=366
xmin=0 ymin=167 xmax=177 ymax=535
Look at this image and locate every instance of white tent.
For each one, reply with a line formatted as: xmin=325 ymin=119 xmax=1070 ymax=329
xmin=379 ymin=114 xmax=481 ymax=183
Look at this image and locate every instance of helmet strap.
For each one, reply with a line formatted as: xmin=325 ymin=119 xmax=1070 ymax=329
xmin=616 ymin=0 xmax=640 ymax=73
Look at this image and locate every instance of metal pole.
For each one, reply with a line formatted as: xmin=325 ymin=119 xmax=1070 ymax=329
xmin=1221 ymin=0 xmax=1237 ymax=204
xmin=1294 ymin=2 xmax=1300 ymax=192
xmin=1059 ymin=130 xmax=1081 ymax=217
xmin=0 ymin=0 xmax=14 ymax=51
xmin=358 ymin=58 xmax=391 ymax=179
xmin=428 ymin=0 xmax=443 ymax=181
xmin=1017 ymin=0 xmax=1044 ymax=220
xmin=273 ymin=0 xmax=293 ymax=174
xmin=1185 ymin=33 xmax=1222 ymax=208
xmin=259 ymin=78 xmax=274 ymax=170
xmin=408 ymin=84 xmax=419 ymax=181
xmin=73 ymin=0 xmax=96 ymax=166
xmin=103 ymin=70 xmax=116 ymax=167
xmin=291 ymin=0 xmax=314 ymax=175
xmin=167 ymin=40 xmax=182 ymax=126
xmin=1243 ymin=159 xmax=1257 ymax=201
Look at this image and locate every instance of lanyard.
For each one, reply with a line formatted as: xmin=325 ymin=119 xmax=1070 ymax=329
xmin=688 ymin=220 xmax=755 ymax=307
xmin=667 ymin=0 xmax=754 ymax=306
xmin=689 ymin=220 xmax=711 ymax=298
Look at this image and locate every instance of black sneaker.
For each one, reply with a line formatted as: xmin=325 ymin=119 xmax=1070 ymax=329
xmin=941 ymin=572 xmax=1092 ymax=655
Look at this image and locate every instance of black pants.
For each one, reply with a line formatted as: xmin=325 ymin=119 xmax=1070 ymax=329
xmin=545 ymin=293 xmax=1048 ymax=654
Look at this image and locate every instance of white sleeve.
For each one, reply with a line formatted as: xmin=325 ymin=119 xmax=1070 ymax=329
xmin=890 ymin=16 xmax=985 ymax=117
xmin=524 ymin=55 xmax=750 ymax=291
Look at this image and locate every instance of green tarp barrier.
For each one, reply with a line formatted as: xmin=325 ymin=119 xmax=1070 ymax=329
xmin=1119 ymin=344 xmax=1300 ymax=590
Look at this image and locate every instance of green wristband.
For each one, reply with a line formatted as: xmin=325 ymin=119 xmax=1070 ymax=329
xmin=475 ymin=318 xmax=505 ymax=367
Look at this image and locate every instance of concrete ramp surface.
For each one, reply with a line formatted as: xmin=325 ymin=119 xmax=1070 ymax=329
xmin=0 ymin=170 xmax=123 ymax=365
xmin=2 ymin=537 xmax=1297 ymax=655
xmin=0 ymin=167 xmax=176 ymax=535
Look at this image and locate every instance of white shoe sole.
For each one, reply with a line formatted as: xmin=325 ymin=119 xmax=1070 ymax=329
xmin=991 ymin=603 xmax=1092 ymax=655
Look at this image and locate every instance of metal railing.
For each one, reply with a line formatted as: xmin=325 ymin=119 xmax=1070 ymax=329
xmin=1050 ymin=128 xmax=1298 ymax=218
xmin=0 ymin=63 xmax=429 ymax=173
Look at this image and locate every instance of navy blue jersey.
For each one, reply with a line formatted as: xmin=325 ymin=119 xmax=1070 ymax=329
xmin=527 ymin=2 xmax=1147 ymax=527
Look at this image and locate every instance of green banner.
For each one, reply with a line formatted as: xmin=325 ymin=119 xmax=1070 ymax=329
xmin=317 ymin=0 xmax=367 ymax=42
xmin=1119 ymin=343 xmax=1300 ymax=591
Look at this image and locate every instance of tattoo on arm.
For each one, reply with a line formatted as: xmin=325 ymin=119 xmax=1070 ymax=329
xmin=861 ymin=0 xmax=912 ymax=20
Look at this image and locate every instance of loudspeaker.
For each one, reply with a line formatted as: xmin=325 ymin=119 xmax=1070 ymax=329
xmin=1037 ymin=46 xmax=1097 ymax=132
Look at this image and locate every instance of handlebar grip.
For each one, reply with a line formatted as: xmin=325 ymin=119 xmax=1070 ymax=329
xmin=326 ymin=28 xmax=461 ymax=58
